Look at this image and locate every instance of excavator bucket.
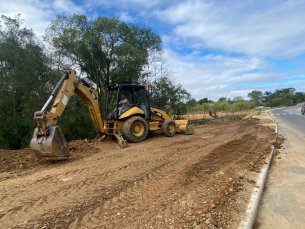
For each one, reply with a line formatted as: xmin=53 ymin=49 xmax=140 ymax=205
xmin=30 ymin=125 xmax=71 ymax=158
xmin=175 ymin=120 xmax=194 ymax=135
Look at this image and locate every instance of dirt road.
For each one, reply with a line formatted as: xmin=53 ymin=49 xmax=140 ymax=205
xmin=0 ymin=117 xmax=275 ymax=229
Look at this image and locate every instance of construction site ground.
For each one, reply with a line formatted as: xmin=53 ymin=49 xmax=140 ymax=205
xmin=0 ymin=114 xmax=276 ymax=229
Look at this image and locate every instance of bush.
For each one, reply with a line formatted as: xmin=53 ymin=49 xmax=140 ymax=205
xmin=0 ymin=116 xmax=36 ymax=149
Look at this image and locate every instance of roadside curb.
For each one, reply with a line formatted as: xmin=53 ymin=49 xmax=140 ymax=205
xmin=268 ymin=111 xmax=278 ymax=137
xmin=239 ymin=111 xmax=278 ymax=229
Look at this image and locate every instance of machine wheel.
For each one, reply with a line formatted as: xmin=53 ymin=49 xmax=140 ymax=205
xmin=123 ymin=116 xmax=148 ymax=143
xmin=162 ymin=120 xmax=176 ymax=137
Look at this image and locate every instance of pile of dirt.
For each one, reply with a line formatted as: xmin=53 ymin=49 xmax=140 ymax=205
xmin=0 ymin=117 xmax=276 ymax=229
xmin=273 ymin=135 xmax=285 ymax=159
xmin=273 ymin=135 xmax=285 ymax=149
xmin=0 ymin=140 xmax=107 ymax=174
xmin=0 ymin=148 xmax=33 ymax=172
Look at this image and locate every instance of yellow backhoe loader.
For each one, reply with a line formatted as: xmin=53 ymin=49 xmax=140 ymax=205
xmin=30 ymin=70 xmax=193 ymax=158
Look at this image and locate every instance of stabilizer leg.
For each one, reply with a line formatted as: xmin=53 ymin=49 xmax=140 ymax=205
xmin=113 ymin=128 xmax=127 ymax=148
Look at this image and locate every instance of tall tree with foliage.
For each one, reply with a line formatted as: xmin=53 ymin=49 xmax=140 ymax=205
xmin=149 ymin=76 xmax=190 ymax=116
xmin=44 ymin=14 xmax=162 ymax=92
xmin=217 ymin=97 xmax=228 ymax=103
xmin=247 ymin=90 xmax=263 ymax=106
xmin=198 ymin=97 xmax=213 ymax=105
xmin=0 ymin=14 xmax=59 ymax=149
xmin=201 ymin=103 xmax=211 ymax=118
xmin=264 ymin=87 xmax=305 ymax=107
xmin=233 ymin=96 xmax=244 ymax=102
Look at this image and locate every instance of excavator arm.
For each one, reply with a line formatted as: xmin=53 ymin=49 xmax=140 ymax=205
xmin=30 ymin=70 xmax=105 ymax=158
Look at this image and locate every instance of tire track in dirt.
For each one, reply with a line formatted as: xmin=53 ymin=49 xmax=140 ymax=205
xmin=0 ymin=118 xmax=275 ymax=229
xmin=4 ymin=130 xmax=224 ymax=228
xmin=0 ymin=121 xmax=233 ymax=227
xmin=82 ymin=145 xmax=213 ymax=228
xmin=177 ymin=123 xmax=274 ymax=228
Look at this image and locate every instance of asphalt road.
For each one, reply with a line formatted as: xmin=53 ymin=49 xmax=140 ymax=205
xmin=255 ymin=104 xmax=305 ymax=229
xmin=271 ymin=104 xmax=305 ymax=138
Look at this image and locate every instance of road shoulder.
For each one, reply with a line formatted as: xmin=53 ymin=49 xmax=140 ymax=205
xmin=254 ymin=112 xmax=305 ymax=229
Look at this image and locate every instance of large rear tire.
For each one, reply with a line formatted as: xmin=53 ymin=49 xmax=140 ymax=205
xmin=162 ymin=120 xmax=176 ymax=137
xmin=123 ymin=116 xmax=148 ymax=143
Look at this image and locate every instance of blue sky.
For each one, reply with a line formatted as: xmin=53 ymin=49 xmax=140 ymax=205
xmin=1 ymin=0 xmax=305 ymax=100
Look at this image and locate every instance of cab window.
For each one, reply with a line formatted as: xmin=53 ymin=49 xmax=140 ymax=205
xmin=119 ymin=87 xmax=133 ymax=104
xmin=134 ymin=88 xmax=149 ymax=105
xmin=134 ymin=88 xmax=150 ymax=118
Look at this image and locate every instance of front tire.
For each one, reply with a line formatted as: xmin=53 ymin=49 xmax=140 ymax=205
xmin=162 ymin=120 xmax=176 ymax=137
xmin=123 ymin=116 xmax=148 ymax=143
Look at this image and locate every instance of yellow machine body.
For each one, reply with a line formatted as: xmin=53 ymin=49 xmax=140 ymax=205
xmin=119 ymin=107 xmax=144 ymax=119
xmin=150 ymin=107 xmax=193 ymax=135
xmin=30 ymin=70 xmax=193 ymax=158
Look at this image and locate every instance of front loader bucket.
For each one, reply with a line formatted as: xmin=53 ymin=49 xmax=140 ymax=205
xmin=30 ymin=125 xmax=71 ymax=158
xmin=175 ymin=120 xmax=194 ymax=135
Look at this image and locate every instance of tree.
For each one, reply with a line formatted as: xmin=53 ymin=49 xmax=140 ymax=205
xmin=198 ymin=98 xmax=213 ymax=105
xmin=210 ymin=103 xmax=222 ymax=117
xmin=201 ymin=103 xmax=210 ymax=118
xmin=186 ymin=98 xmax=197 ymax=108
xmin=264 ymin=91 xmax=272 ymax=97
xmin=294 ymin=92 xmax=305 ymax=103
xmin=220 ymin=102 xmax=230 ymax=115
xmin=247 ymin=90 xmax=263 ymax=106
xmin=230 ymin=104 xmax=239 ymax=116
xmin=217 ymin=97 xmax=227 ymax=103
xmin=149 ymin=76 xmax=190 ymax=116
xmin=263 ymin=87 xmax=304 ymax=107
xmin=44 ymin=14 xmax=162 ymax=92
xmin=0 ymin=14 xmax=59 ymax=149
xmin=233 ymin=96 xmax=244 ymax=102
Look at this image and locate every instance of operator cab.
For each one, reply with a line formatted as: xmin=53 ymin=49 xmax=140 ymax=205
xmin=106 ymin=84 xmax=151 ymax=120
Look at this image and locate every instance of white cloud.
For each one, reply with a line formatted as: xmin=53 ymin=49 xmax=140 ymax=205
xmin=164 ymin=49 xmax=305 ymax=100
xmin=85 ymin=0 xmax=163 ymax=13
xmin=0 ymin=0 xmax=83 ymax=38
xmin=0 ymin=0 xmax=54 ymax=37
xmin=118 ymin=12 xmax=134 ymax=23
xmin=155 ymin=0 xmax=305 ymax=58
xmin=52 ymin=0 xmax=83 ymax=14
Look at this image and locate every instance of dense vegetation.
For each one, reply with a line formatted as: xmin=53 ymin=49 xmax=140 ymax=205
xmin=186 ymin=89 xmax=305 ymax=118
xmin=0 ymin=15 xmax=60 ymax=149
xmin=186 ymin=99 xmax=254 ymax=117
xmin=248 ymin=88 xmax=305 ymax=107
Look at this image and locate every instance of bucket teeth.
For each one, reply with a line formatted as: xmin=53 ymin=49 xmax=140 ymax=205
xmin=30 ymin=125 xmax=71 ymax=158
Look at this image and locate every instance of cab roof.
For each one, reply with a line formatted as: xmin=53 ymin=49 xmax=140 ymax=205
xmin=108 ymin=84 xmax=147 ymax=91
